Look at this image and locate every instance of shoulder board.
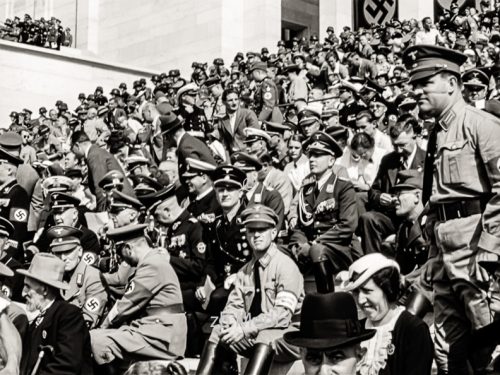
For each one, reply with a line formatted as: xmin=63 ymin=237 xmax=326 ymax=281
xmin=189 ymin=217 xmax=198 ymax=223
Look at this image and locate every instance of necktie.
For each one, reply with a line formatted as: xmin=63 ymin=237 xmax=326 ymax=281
xmin=422 ymin=126 xmax=439 ymax=205
xmin=249 ymin=262 xmax=262 ymax=317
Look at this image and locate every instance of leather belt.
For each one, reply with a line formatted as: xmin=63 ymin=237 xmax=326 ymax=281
xmin=433 ymin=199 xmax=484 ymax=222
xmin=146 ymin=304 xmax=184 ymax=316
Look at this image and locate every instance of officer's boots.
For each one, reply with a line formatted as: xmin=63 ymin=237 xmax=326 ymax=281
xmin=243 ymin=343 xmax=275 ymax=375
xmin=313 ymin=260 xmax=335 ymax=293
xmin=405 ymin=289 xmax=433 ymax=319
xmin=196 ymin=342 xmax=238 ymax=375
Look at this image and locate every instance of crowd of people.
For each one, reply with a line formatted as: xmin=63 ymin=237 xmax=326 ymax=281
xmin=0 ymin=13 xmax=72 ymax=49
xmin=2 ymin=0 xmax=500 ymax=374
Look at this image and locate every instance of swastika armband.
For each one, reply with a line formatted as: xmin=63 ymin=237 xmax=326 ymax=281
xmin=84 ymin=297 xmax=101 ymax=313
xmin=10 ymin=208 xmax=27 ymax=222
xmin=275 ymin=291 xmax=298 ymax=312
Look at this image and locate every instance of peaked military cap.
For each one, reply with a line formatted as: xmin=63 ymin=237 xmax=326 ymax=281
xmin=109 ymin=190 xmax=144 ymax=212
xmin=47 ymin=225 xmax=83 ymax=252
xmin=303 ymin=131 xmax=343 ymax=157
xmin=462 ymin=68 xmax=489 ymax=88
xmin=107 ymin=224 xmax=148 ymax=246
xmin=393 ymin=170 xmax=423 ymax=191
xmin=98 ymin=170 xmax=124 ymax=190
xmin=42 ymin=176 xmax=74 ymax=193
xmin=262 ymin=121 xmax=291 ymax=136
xmin=130 ymin=174 xmax=163 ymax=196
xmin=182 ymin=158 xmax=217 ymax=178
xmin=50 ymin=192 xmax=80 ymax=210
xmin=231 ymin=152 xmax=263 ymax=172
xmin=213 ymin=165 xmax=247 ymax=188
xmin=249 ymin=62 xmax=268 ymax=72
xmin=403 ymin=44 xmax=468 ymax=83
xmin=241 ymin=204 xmax=279 ymax=229
xmin=243 ymin=128 xmax=271 ymax=144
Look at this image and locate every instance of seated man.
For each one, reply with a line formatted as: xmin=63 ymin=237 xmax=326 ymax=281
xmin=290 ymin=131 xmax=358 ymax=293
xmin=283 ymin=292 xmax=375 ymax=375
xmin=197 ymin=205 xmax=304 ymax=374
xmin=91 ymin=224 xmax=187 ymax=370
xmin=47 ymin=225 xmax=108 ymax=328
xmin=19 ymin=253 xmax=93 ymax=374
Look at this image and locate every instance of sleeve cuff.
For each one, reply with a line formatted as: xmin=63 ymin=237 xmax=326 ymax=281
xmin=478 ymin=230 xmax=500 ymax=255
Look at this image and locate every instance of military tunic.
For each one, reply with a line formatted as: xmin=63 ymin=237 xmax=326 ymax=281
xmin=254 ymin=78 xmax=283 ymax=123
xmin=90 ymin=247 xmax=187 ymax=364
xmin=0 ymin=179 xmax=28 ymax=261
xmin=290 ymin=171 xmax=358 ymax=271
xmin=62 ymin=260 xmax=107 ymax=329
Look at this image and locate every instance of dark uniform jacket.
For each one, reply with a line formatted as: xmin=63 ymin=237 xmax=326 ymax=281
xmin=164 ymin=210 xmax=208 ymax=290
xmin=290 ymin=172 xmax=358 ymax=264
xmin=368 ymin=147 xmax=426 ymax=212
xmin=0 ymin=179 xmax=29 ymax=261
xmin=208 ymin=204 xmax=251 ymax=284
xmin=254 ymin=77 xmax=283 ymax=123
xmin=394 ymin=219 xmax=428 ymax=275
xmin=177 ymin=133 xmax=217 ymax=179
xmin=246 ymin=183 xmax=285 ymax=231
xmin=21 ymin=300 xmax=93 ymax=375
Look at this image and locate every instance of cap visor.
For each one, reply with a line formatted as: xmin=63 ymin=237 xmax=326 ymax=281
xmin=244 ymin=220 xmax=276 ymax=229
xmin=50 ymin=243 xmax=79 ymax=253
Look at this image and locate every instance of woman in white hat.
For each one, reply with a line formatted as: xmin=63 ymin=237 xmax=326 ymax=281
xmin=344 ymin=253 xmax=433 ymax=375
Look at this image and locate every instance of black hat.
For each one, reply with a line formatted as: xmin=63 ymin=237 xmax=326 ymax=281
xmin=119 ymin=82 xmax=127 ymax=89
xmin=9 ymin=112 xmax=18 ymax=119
xmin=110 ymin=88 xmax=121 ymax=96
xmin=261 ymin=47 xmax=269 ymax=54
xmin=47 ymin=225 xmax=83 ymax=253
xmin=137 ymin=183 xmax=177 ymax=210
xmin=462 ymin=68 xmax=489 ymax=89
xmin=39 ymin=107 xmax=47 ymax=114
xmin=132 ymin=174 xmax=163 ymax=196
xmin=169 ymin=69 xmax=180 ymax=77
xmin=133 ymin=80 xmax=141 ymax=89
xmin=327 ymin=26 xmax=334 ymax=33
xmin=393 ymin=170 xmax=423 ymax=191
xmin=109 ymin=190 xmax=144 ymax=212
xmin=139 ymin=78 xmax=146 ymax=85
xmin=284 ymin=292 xmax=375 ymax=349
xmin=303 ymin=131 xmax=343 ymax=157
xmin=159 ymin=113 xmax=183 ymax=135
xmin=0 ymin=132 xmax=22 ymax=152
xmin=0 ymin=147 xmax=22 ymax=167
xmin=277 ymin=40 xmax=285 ymax=47
xmin=213 ymin=58 xmax=225 ymax=66
xmin=50 ymin=192 xmax=80 ymax=210
xmin=325 ymin=125 xmax=349 ymax=141
xmin=64 ymin=168 xmax=83 ymax=179
xmin=95 ymin=86 xmax=103 ymax=93
xmin=283 ymin=64 xmax=301 ymax=74
xmin=231 ymin=152 xmax=263 ymax=172
xmin=394 ymin=92 xmax=418 ymax=110
xmin=78 ymin=93 xmax=86 ymax=100
xmin=98 ymin=170 xmax=124 ymax=190
xmin=213 ymin=165 xmax=246 ymax=189
xmin=204 ymin=76 xmax=221 ymax=88
xmin=107 ymin=224 xmax=148 ymax=245
xmin=403 ymin=44 xmax=467 ymax=83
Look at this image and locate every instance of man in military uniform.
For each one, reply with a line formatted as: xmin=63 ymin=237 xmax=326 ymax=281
xmin=403 ymin=44 xmax=500 ymax=374
xmin=250 ymin=62 xmax=283 ymax=123
xmin=201 ymin=165 xmax=252 ymax=315
xmin=0 ymin=147 xmax=29 ymax=262
xmin=184 ymin=157 xmax=221 ymax=225
xmin=91 ymin=224 xmax=187 ymax=370
xmin=290 ymin=131 xmax=358 ymax=294
xmin=48 ymin=225 xmax=107 ymax=328
xmin=462 ymin=68 xmax=489 ymax=109
xmin=197 ymin=205 xmax=304 ymax=374
xmin=231 ymin=152 xmax=285 ymax=231
xmin=152 ymin=184 xmax=209 ymax=299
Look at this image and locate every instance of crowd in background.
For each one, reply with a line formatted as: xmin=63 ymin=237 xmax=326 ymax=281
xmin=2 ymin=0 xmax=500 ymax=374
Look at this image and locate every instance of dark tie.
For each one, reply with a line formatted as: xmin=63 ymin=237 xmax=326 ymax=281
xmin=249 ymin=262 xmax=262 ymax=317
xmin=422 ymin=126 xmax=440 ymax=205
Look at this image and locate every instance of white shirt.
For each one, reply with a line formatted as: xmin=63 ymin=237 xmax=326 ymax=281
xmin=404 ymin=144 xmax=418 ymax=170
xmin=337 ymin=147 xmax=385 ymax=187
xmin=373 ymin=129 xmax=393 ymax=154
xmin=229 ymin=112 xmax=237 ymax=134
xmin=284 ymin=154 xmax=310 ymax=192
xmin=415 ymin=28 xmax=440 ymax=45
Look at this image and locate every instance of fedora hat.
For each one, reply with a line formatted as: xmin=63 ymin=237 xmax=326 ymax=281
xmin=284 ymin=292 xmax=375 ymax=349
xmin=17 ymin=253 xmax=68 ymax=290
xmin=159 ymin=113 xmax=184 ymax=135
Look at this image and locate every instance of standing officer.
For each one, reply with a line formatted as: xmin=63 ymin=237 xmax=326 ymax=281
xmin=197 ymin=205 xmax=304 ymax=375
xmin=250 ymin=62 xmax=283 ymax=123
xmin=290 ymin=131 xmax=358 ymax=294
xmin=0 ymin=147 xmax=28 ymax=262
xmin=47 ymin=225 xmax=107 ymax=328
xmin=403 ymin=44 xmax=500 ymax=374
xmin=91 ymin=224 xmax=187 ymax=371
